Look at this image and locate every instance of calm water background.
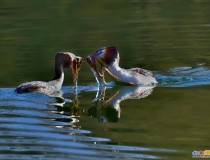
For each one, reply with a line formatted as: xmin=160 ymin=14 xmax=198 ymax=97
xmin=1 ymin=0 xmax=210 ymax=159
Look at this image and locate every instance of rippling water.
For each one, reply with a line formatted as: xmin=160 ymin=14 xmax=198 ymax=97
xmin=1 ymin=64 xmax=210 ymax=159
xmin=0 ymin=87 xmax=178 ymax=160
xmin=156 ymin=65 xmax=210 ymax=87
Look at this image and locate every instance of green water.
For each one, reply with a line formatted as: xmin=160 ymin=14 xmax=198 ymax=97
xmin=1 ymin=1 xmax=210 ymax=159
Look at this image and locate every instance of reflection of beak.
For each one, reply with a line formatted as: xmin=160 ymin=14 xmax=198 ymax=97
xmin=72 ymin=58 xmax=83 ymax=87
xmin=86 ymin=56 xmax=105 ymax=83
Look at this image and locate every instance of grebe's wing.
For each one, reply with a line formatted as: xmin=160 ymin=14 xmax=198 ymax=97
xmin=15 ymin=81 xmax=47 ymax=93
xmin=129 ymin=68 xmax=154 ymax=77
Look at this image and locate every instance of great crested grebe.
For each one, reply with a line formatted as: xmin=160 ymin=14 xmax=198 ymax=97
xmin=86 ymin=46 xmax=157 ymax=85
xmin=15 ymin=52 xmax=82 ymax=95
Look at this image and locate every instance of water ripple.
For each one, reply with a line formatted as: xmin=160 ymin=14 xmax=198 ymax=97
xmin=156 ymin=66 xmax=210 ymax=87
xmin=0 ymin=87 xmax=178 ymax=159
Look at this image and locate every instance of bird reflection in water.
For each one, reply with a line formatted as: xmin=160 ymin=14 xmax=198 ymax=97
xmin=70 ymin=96 xmax=84 ymax=117
xmin=88 ymin=85 xmax=155 ymax=122
xmin=53 ymin=85 xmax=154 ymax=123
xmin=56 ymin=91 xmax=84 ymax=120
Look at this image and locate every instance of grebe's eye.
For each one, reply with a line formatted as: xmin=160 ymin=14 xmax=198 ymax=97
xmin=96 ymin=50 xmax=102 ymax=56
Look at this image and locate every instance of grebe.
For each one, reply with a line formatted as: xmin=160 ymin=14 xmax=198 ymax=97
xmin=15 ymin=52 xmax=82 ymax=95
xmin=86 ymin=46 xmax=157 ymax=85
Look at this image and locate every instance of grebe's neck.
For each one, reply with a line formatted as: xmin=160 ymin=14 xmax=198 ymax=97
xmin=53 ymin=66 xmax=63 ymax=80
xmin=53 ymin=59 xmax=64 ymax=81
xmin=51 ymin=63 xmax=64 ymax=91
xmin=106 ymin=61 xmax=126 ymax=83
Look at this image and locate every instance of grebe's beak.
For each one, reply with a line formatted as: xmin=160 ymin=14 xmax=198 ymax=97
xmin=72 ymin=57 xmax=83 ymax=87
xmin=86 ymin=56 xmax=105 ymax=83
xmin=86 ymin=46 xmax=118 ymax=84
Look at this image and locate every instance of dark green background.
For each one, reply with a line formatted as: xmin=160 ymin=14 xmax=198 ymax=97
xmin=1 ymin=0 xmax=210 ymax=86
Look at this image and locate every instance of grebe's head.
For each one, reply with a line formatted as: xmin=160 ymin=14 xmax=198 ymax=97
xmin=55 ymin=52 xmax=83 ymax=87
xmin=66 ymin=53 xmax=83 ymax=87
xmin=93 ymin=46 xmax=118 ymax=66
xmin=86 ymin=46 xmax=119 ymax=83
xmin=86 ymin=46 xmax=119 ymax=67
